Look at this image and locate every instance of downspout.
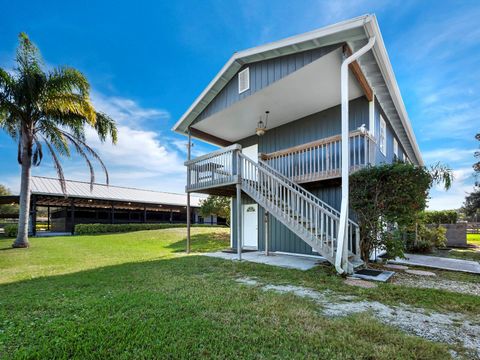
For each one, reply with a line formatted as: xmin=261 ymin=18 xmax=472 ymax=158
xmin=335 ymin=35 xmax=376 ymax=275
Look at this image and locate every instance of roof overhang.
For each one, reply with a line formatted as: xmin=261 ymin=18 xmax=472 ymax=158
xmin=173 ymin=14 xmax=423 ymax=166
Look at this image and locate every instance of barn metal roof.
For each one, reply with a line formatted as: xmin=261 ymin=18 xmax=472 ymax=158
xmin=30 ymin=176 xmax=202 ymax=207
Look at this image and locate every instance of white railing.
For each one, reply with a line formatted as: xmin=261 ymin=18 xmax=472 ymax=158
xmin=261 ymin=130 xmax=375 ymax=183
xmin=240 ymin=153 xmax=360 ymax=264
xmin=185 ymin=144 xmax=241 ymax=192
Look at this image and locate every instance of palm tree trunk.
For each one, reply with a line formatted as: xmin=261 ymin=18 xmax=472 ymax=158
xmin=13 ymin=134 xmax=32 ymax=248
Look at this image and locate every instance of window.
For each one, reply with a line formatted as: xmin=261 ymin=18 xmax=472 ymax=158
xmin=379 ymin=115 xmax=387 ymax=155
xmin=238 ymin=67 xmax=250 ymax=93
xmin=393 ymin=138 xmax=398 ymax=159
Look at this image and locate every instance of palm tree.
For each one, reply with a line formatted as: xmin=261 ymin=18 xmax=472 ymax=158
xmin=0 ymin=33 xmax=117 ymax=248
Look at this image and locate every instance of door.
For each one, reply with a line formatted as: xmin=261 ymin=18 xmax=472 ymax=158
xmin=242 ymin=204 xmax=258 ymax=248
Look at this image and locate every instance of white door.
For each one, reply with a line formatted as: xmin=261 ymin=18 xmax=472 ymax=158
xmin=242 ymin=204 xmax=258 ymax=248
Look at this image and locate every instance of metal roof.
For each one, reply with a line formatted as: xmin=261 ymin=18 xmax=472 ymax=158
xmin=172 ymin=14 xmax=423 ymax=166
xmin=30 ymin=176 xmax=202 ymax=207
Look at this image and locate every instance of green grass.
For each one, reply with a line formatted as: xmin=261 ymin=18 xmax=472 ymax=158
xmin=0 ymin=228 xmax=476 ymax=359
xmin=468 ymin=233 xmax=480 ymax=246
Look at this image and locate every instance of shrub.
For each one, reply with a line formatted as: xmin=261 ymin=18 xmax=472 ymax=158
xmin=406 ymin=224 xmax=447 ymax=253
xmin=4 ymin=224 xmax=18 ymax=237
xmin=74 ymin=223 xmax=226 ymax=235
xmin=421 ymin=210 xmax=457 ymax=224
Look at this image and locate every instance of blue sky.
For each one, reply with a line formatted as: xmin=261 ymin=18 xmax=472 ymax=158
xmin=0 ymin=0 xmax=479 ymax=209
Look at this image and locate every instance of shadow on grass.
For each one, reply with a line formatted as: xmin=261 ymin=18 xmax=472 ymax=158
xmin=166 ymin=232 xmax=230 ymax=253
xmin=0 ymin=255 xmax=458 ymax=360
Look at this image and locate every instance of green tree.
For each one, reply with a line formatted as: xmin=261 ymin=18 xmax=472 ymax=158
xmin=463 ymin=132 xmax=480 ymax=218
xmin=0 ymin=184 xmax=19 ymax=215
xmin=350 ymin=162 xmax=453 ymax=262
xmin=0 ymin=33 xmax=117 ymax=248
xmin=199 ymin=196 xmax=230 ymax=224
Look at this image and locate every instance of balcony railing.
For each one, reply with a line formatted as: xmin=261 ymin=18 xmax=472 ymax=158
xmin=185 ymin=144 xmax=241 ymax=192
xmin=260 ymin=130 xmax=375 ymax=183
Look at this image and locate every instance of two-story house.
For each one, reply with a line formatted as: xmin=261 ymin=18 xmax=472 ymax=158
xmin=173 ymin=14 xmax=423 ymax=274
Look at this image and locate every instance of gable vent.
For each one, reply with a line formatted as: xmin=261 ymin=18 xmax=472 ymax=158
xmin=238 ymin=67 xmax=250 ymax=94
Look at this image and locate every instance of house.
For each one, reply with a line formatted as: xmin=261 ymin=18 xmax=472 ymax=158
xmin=172 ymin=14 xmax=423 ymax=274
xmin=0 ymin=176 xmax=223 ymax=235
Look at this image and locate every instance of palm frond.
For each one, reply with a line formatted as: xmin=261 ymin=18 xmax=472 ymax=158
xmin=60 ymin=131 xmax=96 ymax=191
xmin=42 ymin=137 xmax=67 ymax=195
xmin=94 ymin=112 xmax=118 ymax=144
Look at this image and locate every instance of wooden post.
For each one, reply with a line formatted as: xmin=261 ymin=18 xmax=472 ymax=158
xmin=186 ymin=128 xmax=192 ymax=254
xmin=264 ymin=211 xmax=269 ymax=256
xmin=143 ymin=206 xmax=147 ymax=223
xmin=70 ymin=199 xmax=75 ymax=235
xmin=47 ymin=206 xmax=50 ymax=231
xmin=111 ymin=204 xmax=115 ymax=224
xmin=31 ymin=195 xmax=37 ymax=236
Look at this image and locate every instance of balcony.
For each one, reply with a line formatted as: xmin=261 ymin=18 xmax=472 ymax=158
xmin=185 ymin=144 xmax=241 ymax=194
xmin=185 ymin=131 xmax=376 ymax=194
xmin=260 ymin=130 xmax=375 ymax=184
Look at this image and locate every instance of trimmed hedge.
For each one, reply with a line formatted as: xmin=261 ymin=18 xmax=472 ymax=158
xmin=74 ymin=223 xmax=226 ymax=235
xmin=4 ymin=224 xmax=18 ymax=237
xmin=422 ymin=210 xmax=457 ymax=224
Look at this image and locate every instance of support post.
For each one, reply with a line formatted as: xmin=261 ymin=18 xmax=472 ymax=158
xmin=143 ymin=206 xmax=147 ymax=223
xmin=236 ymin=149 xmax=242 ymax=260
xmin=31 ymin=195 xmax=37 ymax=236
xmin=186 ymin=128 xmax=192 ymax=254
xmin=264 ymin=211 xmax=269 ymax=256
xmin=336 ymin=36 xmax=376 ymax=275
xmin=111 ymin=204 xmax=115 ymax=224
xmin=170 ymin=209 xmax=173 ymax=224
xmin=70 ymin=199 xmax=75 ymax=235
xmin=47 ymin=206 xmax=50 ymax=231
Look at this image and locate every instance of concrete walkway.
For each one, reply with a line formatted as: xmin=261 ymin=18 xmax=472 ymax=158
xmin=390 ymin=253 xmax=480 ymax=274
xmin=203 ymin=251 xmax=327 ymax=271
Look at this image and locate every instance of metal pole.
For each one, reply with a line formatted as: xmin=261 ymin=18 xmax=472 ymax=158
xmin=236 ymin=149 xmax=242 ymax=260
xmin=186 ymin=128 xmax=192 ymax=254
xmin=70 ymin=199 xmax=75 ymax=235
xmin=47 ymin=206 xmax=50 ymax=231
xmin=31 ymin=195 xmax=37 ymax=236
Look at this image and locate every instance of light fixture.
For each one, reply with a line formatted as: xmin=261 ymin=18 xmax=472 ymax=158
xmin=256 ymin=111 xmax=269 ymax=136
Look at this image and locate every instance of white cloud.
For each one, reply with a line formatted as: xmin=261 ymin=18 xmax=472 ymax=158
xmin=422 ymin=148 xmax=475 ymax=164
xmin=428 ymin=167 xmax=475 ymax=210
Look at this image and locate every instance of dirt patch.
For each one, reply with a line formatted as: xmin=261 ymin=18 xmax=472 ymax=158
xmin=236 ymin=277 xmax=480 ymax=357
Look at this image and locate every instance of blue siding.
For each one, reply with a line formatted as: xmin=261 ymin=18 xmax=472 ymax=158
xmin=194 ymin=44 xmax=341 ymax=124
xmin=231 ymin=97 xmax=368 ymax=255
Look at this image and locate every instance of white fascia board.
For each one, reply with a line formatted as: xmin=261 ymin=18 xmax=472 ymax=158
xmin=172 ymin=15 xmax=371 ymax=134
xmin=364 ymin=17 xmax=424 ymax=166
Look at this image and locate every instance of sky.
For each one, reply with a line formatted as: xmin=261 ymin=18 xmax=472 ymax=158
xmin=0 ymin=0 xmax=479 ymax=210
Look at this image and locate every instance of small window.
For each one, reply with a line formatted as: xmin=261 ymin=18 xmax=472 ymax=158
xmin=238 ymin=67 xmax=250 ymax=94
xmin=379 ymin=116 xmax=387 ymax=156
xmin=393 ymin=138 xmax=398 ymax=159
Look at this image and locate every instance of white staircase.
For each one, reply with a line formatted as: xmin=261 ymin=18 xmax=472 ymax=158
xmin=239 ymin=152 xmax=362 ymax=273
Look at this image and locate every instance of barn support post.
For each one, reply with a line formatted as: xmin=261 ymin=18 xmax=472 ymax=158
xmin=31 ymin=195 xmax=37 ymax=236
xmin=143 ymin=206 xmax=147 ymax=223
xmin=70 ymin=199 xmax=75 ymax=235
xmin=47 ymin=206 xmax=50 ymax=231
xmin=111 ymin=203 xmax=115 ymax=224
xmin=186 ymin=128 xmax=192 ymax=254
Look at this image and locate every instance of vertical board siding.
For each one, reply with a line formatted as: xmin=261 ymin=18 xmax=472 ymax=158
xmin=194 ymin=44 xmax=341 ymax=123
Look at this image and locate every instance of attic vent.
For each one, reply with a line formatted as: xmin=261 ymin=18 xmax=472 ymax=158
xmin=238 ymin=67 xmax=250 ymax=94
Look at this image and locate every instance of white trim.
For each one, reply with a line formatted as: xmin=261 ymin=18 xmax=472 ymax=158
xmin=393 ymin=138 xmax=398 ymax=158
xmin=379 ymin=115 xmax=387 ymax=156
xmin=368 ymin=98 xmax=375 ymax=138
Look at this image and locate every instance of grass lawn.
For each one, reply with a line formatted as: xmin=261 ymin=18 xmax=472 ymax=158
xmin=468 ymin=233 xmax=480 ymax=246
xmin=447 ymin=234 xmax=480 ymax=262
xmin=0 ymin=228 xmax=478 ymax=359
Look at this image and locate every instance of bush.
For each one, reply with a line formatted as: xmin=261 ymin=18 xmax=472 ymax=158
xmin=4 ymin=224 xmax=18 ymax=237
xmin=74 ymin=223 xmax=226 ymax=235
xmin=406 ymin=224 xmax=447 ymax=253
xmin=421 ymin=210 xmax=457 ymax=224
